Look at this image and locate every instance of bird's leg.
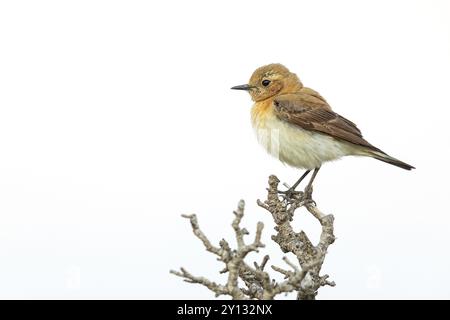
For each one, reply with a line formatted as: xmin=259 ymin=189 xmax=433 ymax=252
xmin=278 ymin=170 xmax=311 ymax=198
xmin=291 ymin=170 xmax=311 ymax=191
xmin=303 ymin=167 xmax=320 ymax=204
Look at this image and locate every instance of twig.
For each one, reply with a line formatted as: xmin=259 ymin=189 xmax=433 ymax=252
xmin=171 ymin=175 xmax=336 ymax=300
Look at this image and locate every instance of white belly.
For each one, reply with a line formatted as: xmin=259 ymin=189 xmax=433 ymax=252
xmin=252 ymin=114 xmax=355 ymax=169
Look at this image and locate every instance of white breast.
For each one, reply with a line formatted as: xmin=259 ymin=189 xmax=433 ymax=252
xmin=252 ymin=111 xmax=354 ymax=170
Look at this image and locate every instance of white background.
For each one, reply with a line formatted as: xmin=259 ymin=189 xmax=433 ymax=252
xmin=0 ymin=0 xmax=449 ymax=299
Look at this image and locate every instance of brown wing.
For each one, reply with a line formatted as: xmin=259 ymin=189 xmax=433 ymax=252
xmin=273 ymin=92 xmax=383 ymax=152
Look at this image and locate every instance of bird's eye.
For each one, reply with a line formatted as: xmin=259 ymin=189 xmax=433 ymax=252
xmin=262 ymin=79 xmax=271 ymax=87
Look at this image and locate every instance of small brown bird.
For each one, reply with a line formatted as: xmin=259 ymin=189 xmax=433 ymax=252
xmin=232 ymin=63 xmax=414 ymax=197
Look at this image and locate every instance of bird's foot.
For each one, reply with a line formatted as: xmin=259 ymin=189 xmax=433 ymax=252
xmin=302 ymin=185 xmax=316 ymax=206
xmin=277 ymin=187 xmax=302 ymax=201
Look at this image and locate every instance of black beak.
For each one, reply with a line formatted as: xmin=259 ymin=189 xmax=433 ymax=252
xmin=231 ymin=84 xmax=254 ymax=91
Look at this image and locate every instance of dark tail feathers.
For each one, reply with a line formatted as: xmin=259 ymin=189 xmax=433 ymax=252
xmin=369 ymin=151 xmax=415 ymax=170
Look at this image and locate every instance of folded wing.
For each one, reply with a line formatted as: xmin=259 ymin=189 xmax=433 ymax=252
xmin=273 ymin=92 xmax=383 ymax=153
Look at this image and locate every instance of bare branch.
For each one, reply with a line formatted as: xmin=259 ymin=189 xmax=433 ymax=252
xmin=254 ymin=255 xmax=270 ymax=271
xmin=271 ymin=265 xmax=292 ymax=278
xmin=170 ymin=268 xmax=227 ymax=297
xmin=172 ymin=175 xmax=336 ymax=300
xmin=232 ymin=200 xmax=246 ymax=249
xmin=181 ymin=214 xmax=221 ymax=256
xmin=282 ymin=256 xmax=300 ymax=272
xmin=257 ymin=175 xmax=336 ymax=299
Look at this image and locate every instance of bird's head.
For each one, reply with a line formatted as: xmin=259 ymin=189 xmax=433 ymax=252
xmin=231 ymin=63 xmax=303 ymax=102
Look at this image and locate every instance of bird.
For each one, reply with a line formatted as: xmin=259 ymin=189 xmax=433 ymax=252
xmin=231 ymin=63 xmax=414 ymax=199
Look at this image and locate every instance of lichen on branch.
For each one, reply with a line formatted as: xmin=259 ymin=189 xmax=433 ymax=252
xmin=170 ymin=175 xmax=336 ymax=300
